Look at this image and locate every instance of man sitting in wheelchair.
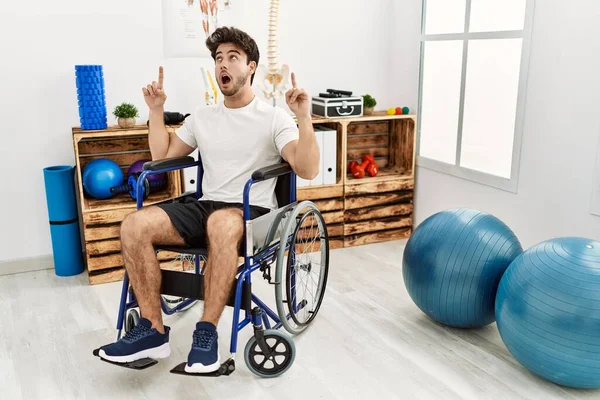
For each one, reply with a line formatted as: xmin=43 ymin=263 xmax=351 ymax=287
xmin=96 ymin=26 xmax=320 ymax=374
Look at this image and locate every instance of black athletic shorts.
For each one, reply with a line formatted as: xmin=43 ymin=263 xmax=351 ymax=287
xmin=155 ymin=197 xmax=270 ymax=250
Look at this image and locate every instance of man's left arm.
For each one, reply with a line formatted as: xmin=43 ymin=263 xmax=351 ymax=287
xmin=280 ymin=73 xmax=320 ymax=180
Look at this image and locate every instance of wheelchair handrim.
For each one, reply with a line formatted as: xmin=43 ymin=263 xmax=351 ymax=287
xmin=274 ymin=200 xmax=329 ymax=334
xmin=285 ymin=207 xmax=329 ymax=327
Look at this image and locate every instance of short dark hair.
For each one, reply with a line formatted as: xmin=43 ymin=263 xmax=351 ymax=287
xmin=206 ymin=26 xmax=260 ymax=84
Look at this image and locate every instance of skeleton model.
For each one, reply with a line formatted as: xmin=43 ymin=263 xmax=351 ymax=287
xmin=255 ymin=0 xmax=290 ymax=105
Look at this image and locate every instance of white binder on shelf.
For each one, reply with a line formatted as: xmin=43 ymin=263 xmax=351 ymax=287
xmin=304 ymin=129 xmax=324 ymax=187
xmin=183 ymin=149 xmax=199 ymax=193
xmin=317 ymin=126 xmax=338 ymax=185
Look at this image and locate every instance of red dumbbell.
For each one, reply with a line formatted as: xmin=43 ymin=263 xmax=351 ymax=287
xmin=366 ymin=162 xmax=379 ymax=177
xmin=351 ymin=159 xmax=371 ymax=179
xmin=348 ymin=160 xmax=359 ymax=174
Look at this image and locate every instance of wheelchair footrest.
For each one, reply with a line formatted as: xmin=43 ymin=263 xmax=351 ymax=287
xmin=92 ymin=348 xmax=158 ymax=370
xmin=170 ymin=358 xmax=235 ymax=377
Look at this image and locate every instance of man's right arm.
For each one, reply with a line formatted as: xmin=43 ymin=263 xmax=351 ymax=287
xmin=148 ymin=107 xmax=195 ymax=160
xmin=143 ymin=66 xmax=196 ymax=160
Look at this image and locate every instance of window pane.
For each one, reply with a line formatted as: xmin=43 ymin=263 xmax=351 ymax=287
xmin=419 ymin=40 xmax=464 ymax=165
xmin=424 ymin=0 xmax=466 ymax=35
xmin=460 ymin=39 xmax=523 ymax=179
xmin=469 ymin=0 xmax=527 ymax=32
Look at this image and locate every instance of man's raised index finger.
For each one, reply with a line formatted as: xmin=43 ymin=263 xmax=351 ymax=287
xmin=291 ymin=72 xmax=297 ymax=88
xmin=158 ymin=66 xmax=164 ymax=86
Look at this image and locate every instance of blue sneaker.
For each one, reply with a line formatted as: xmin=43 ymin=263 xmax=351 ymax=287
xmin=99 ymin=318 xmax=171 ymax=363
xmin=185 ymin=321 xmax=220 ymax=373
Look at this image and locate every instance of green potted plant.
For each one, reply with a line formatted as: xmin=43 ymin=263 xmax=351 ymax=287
xmin=113 ymin=102 xmax=139 ymax=128
xmin=362 ymin=94 xmax=377 ymax=115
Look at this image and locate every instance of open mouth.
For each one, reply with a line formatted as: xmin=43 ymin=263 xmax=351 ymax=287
xmin=220 ymin=73 xmax=232 ymax=85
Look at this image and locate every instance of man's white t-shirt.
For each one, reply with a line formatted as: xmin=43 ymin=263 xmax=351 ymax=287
xmin=175 ymin=96 xmax=299 ymax=210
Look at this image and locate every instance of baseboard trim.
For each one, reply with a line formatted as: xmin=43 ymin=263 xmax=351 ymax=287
xmin=0 ymin=254 xmax=55 ymax=276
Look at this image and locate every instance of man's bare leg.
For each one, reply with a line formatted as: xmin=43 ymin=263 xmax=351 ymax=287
xmin=201 ymin=208 xmax=244 ymax=326
xmin=120 ymin=206 xmax=186 ymax=334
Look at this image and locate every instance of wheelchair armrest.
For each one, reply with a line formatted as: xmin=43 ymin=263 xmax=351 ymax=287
xmin=143 ymin=156 xmax=197 ymax=171
xmin=251 ymin=162 xmax=292 ymax=181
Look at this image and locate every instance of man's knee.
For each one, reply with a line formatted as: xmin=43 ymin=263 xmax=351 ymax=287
xmin=121 ymin=208 xmax=163 ymax=245
xmin=207 ymin=209 xmax=243 ymax=243
xmin=121 ymin=211 xmax=147 ymax=244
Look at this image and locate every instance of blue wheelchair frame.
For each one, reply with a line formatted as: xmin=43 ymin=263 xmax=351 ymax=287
xmin=114 ymin=155 xmax=298 ymax=359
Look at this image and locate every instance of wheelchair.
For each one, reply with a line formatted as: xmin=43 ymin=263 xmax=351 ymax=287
xmin=95 ymin=155 xmax=330 ymax=378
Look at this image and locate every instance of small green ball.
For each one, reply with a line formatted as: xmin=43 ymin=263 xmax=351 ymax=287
xmin=402 ymin=107 xmax=410 ymax=114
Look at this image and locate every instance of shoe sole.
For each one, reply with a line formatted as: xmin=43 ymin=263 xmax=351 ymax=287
xmin=184 ymin=356 xmax=221 ymax=373
xmin=99 ymin=342 xmax=171 ymax=363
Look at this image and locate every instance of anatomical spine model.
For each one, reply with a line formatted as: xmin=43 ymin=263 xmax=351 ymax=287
xmin=255 ymin=0 xmax=290 ymax=104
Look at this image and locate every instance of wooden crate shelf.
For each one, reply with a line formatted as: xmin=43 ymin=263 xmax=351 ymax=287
xmin=73 ymin=124 xmax=186 ymax=285
xmin=297 ymin=183 xmax=344 ymax=250
xmin=297 ymin=112 xmax=417 ymax=249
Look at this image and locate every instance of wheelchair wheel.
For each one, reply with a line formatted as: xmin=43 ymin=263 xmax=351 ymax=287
xmin=275 ymin=201 xmax=329 ymax=334
xmin=125 ymin=309 xmax=139 ymax=333
xmin=243 ymin=330 xmax=296 ymax=378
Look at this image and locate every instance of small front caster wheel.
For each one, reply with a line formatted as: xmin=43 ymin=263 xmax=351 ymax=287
xmin=243 ymin=329 xmax=296 ymax=378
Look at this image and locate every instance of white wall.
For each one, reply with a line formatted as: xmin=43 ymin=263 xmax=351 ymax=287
xmin=412 ymin=0 xmax=600 ymax=249
xmin=0 ymin=0 xmax=396 ymax=263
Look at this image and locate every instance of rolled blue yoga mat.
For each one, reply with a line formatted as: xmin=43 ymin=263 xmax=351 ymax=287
xmin=43 ymin=165 xmax=84 ymax=277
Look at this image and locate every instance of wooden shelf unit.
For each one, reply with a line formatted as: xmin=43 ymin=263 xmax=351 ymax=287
xmin=298 ymin=112 xmax=416 ymax=248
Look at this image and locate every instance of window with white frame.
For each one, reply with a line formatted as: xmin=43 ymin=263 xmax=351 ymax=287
xmin=417 ymin=0 xmax=535 ymax=192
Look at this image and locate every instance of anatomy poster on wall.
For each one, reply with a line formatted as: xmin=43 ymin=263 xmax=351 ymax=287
xmin=162 ymin=0 xmax=236 ymax=58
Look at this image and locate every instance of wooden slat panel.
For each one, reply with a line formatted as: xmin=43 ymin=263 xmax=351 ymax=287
xmin=312 ymin=198 xmax=343 ymax=212
xmin=297 ymin=185 xmax=343 ymax=201
xmin=345 ymin=191 xmax=413 ymax=210
xmin=87 ymin=251 xmax=182 ymax=272
xmin=344 ymin=216 xmax=412 ymax=236
xmin=374 ymin=159 xmax=388 ymax=169
xmin=89 ymin=268 xmax=124 ymax=285
xmin=86 ymin=239 xmax=121 ymax=256
xmin=78 ymin=137 xmax=149 ymax=155
xmin=322 ymin=210 xmax=344 ymax=225
xmin=345 ymin=203 xmax=413 ymax=223
xmin=83 ymin=208 xmax=135 ymax=226
xmin=347 ymin=147 xmax=388 ymax=161
xmin=80 ymin=152 xmax=153 ymax=169
xmin=344 ymin=227 xmax=412 ymax=248
xmin=347 ymin=134 xmax=388 ymax=148
xmin=326 ymin=224 xmax=344 ymax=237
xmin=402 ymin=119 xmax=416 ymax=173
xmin=389 ymin=120 xmax=400 ymax=169
xmin=345 ymin=177 xmax=414 ymax=196
xmin=85 ymin=224 xmax=121 ymax=241
xmin=330 ymin=238 xmax=344 ymax=250
xmin=348 ymin=121 xmax=389 ymax=135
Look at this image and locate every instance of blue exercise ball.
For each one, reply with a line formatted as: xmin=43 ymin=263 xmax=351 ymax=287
xmin=496 ymin=237 xmax=600 ymax=389
xmin=82 ymin=158 xmax=123 ymax=199
xmin=402 ymin=208 xmax=523 ymax=328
